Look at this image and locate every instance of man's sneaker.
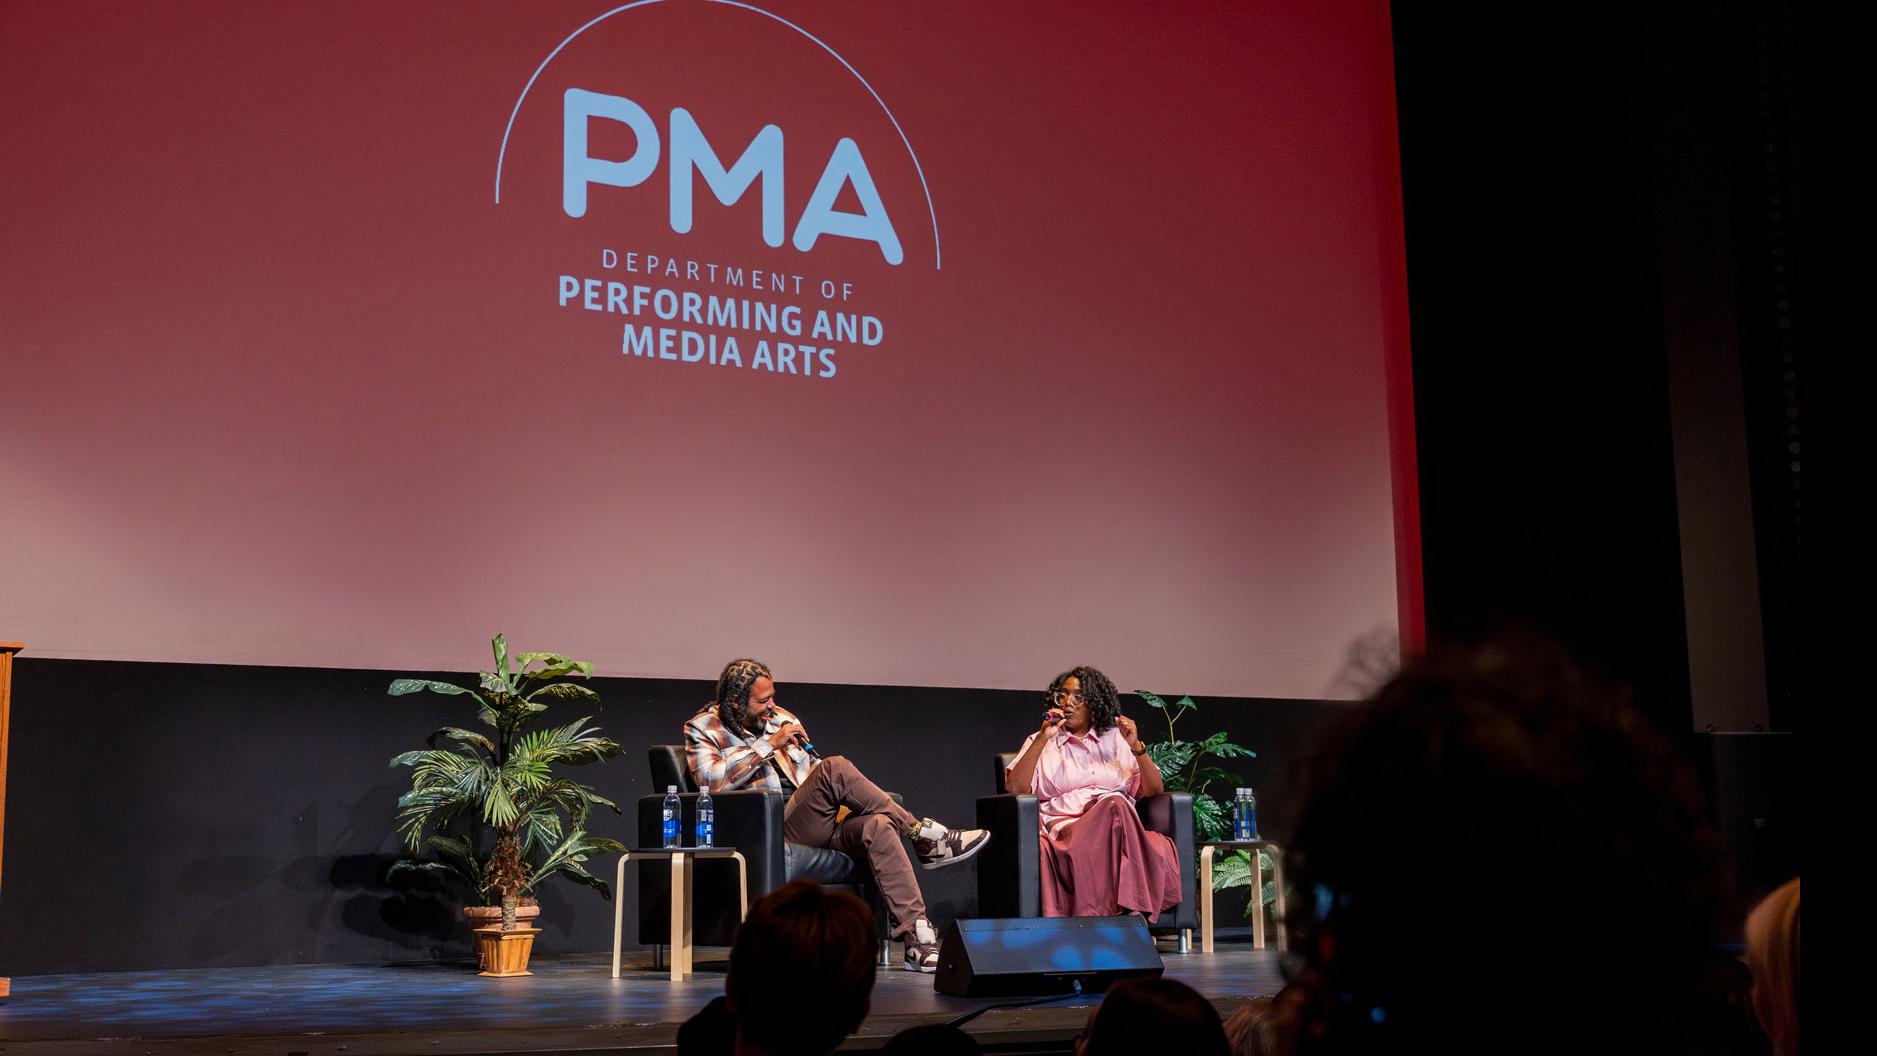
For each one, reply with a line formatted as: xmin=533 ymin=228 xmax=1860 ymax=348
xmin=908 ymin=818 xmax=990 ymax=869
xmin=903 ymin=919 xmax=940 ymax=973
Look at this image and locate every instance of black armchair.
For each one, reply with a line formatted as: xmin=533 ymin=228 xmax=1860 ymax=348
xmin=975 ymin=752 xmax=1198 ymax=949
xmin=636 ymin=746 xmax=891 ymax=948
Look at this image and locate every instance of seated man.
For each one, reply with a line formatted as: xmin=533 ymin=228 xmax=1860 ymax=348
xmin=686 ymin=658 xmax=990 ymax=972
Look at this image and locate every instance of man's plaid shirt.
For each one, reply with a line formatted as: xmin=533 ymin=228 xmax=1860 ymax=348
xmin=683 ymin=703 xmax=816 ymax=792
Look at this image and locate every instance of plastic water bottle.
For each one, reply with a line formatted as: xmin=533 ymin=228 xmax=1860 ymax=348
xmin=695 ymin=789 xmax=714 ymax=848
xmin=662 ymin=785 xmax=681 ymax=848
xmin=1243 ymin=788 xmax=1261 ymax=840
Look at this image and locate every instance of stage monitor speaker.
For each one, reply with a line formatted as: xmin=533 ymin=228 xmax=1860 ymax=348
xmin=934 ymin=916 xmax=1164 ymax=997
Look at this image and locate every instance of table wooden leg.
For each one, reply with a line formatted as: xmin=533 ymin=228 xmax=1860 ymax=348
xmin=680 ymin=852 xmax=696 ymax=975
xmin=612 ymin=853 xmax=630 ymax=978
xmin=731 ymin=851 xmax=749 ymax=920
xmin=1199 ymin=845 xmax=1216 ymax=954
xmin=1269 ymin=847 xmax=1289 ymax=953
xmin=1250 ymin=850 xmax=1266 ymax=950
xmin=669 ymin=853 xmax=688 ymax=982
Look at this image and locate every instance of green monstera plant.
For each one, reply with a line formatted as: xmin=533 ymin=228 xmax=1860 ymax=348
xmin=387 ymin=634 xmax=626 ymax=930
xmin=1136 ymin=690 xmax=1275 ymax=913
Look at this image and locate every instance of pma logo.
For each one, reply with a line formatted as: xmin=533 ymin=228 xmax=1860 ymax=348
xmin=492 ymin=0 xmax=941 ymax=269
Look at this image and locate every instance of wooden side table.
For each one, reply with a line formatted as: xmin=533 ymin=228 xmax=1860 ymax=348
xmin=1197 ymin=839 xmax=1287 ymax=953
xmin=612 ymin=847 xmax=749 ymax=981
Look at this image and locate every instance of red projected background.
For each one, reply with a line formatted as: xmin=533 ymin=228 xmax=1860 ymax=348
xmin=0 ymin=0 xmax=1417 ymax=699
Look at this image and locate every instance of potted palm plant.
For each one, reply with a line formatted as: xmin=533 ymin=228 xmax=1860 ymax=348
xmin=387 ymin=634 xmax=626 ymax=976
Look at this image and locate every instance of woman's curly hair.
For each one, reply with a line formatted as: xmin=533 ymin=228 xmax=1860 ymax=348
xmin=713 ymin=658 xmax=772 ymax=738
xmin=1046 ymin=666 xmax=1121 ymax=733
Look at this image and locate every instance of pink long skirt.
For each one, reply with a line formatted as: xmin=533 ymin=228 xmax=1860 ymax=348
xmin=1039 ymin=794 xmax=1183 ymax=921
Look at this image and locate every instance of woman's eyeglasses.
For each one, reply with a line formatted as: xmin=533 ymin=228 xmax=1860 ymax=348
xmin=1050 ymin=690 xmax=1084 ymax=705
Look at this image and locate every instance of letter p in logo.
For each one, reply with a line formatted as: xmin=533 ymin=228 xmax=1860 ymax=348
xmin=563 ymin=88 xmax=660 ymax=218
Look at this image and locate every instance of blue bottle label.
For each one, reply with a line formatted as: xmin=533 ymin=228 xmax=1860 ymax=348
xmin=663 ymin=817 xmax=679 ymax=845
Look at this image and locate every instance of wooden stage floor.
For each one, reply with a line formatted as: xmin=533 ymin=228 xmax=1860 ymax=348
xmin=0 ymin=934 xmax=1282 ymax=1056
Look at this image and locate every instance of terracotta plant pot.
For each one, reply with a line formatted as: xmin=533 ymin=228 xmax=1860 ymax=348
xmin=464 ymin=903 xmax=541 ymax=973
xmin=463 ymin=903 xmax=541 ymax=930
xmin=473 ymin=926 xmax=540 ymax=977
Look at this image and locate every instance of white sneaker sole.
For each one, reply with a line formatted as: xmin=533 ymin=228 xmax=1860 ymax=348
xmin=918 ymin=832 xmax=991 ymax=870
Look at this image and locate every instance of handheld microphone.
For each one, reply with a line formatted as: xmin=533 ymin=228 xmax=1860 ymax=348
xmin=778 ymin=718 xmax=822 ymax=762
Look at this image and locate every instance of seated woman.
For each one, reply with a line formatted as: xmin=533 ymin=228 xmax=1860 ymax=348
xmin=1005 ymin=667 xmax=1181 ymax=920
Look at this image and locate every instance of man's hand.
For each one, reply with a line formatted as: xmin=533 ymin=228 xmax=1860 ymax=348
xmin=768 ymin=721 xmax=807 ymax=752
xmin=1117 ymin=714 xmax=1146 ymax=754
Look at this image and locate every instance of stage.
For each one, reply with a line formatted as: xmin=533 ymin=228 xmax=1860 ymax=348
xmin=0 ymin=934 xmax=1279 ymax=1056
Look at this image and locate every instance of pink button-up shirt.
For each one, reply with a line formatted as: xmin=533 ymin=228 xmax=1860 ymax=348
xmin=1009 ymin=726 xmax=1142 ymax=837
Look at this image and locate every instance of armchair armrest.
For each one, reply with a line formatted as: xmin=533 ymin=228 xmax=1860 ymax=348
xmin=637 ymin=789 xmax=788 ymax=946
xmin=636 ymin=790 xmax=789 ymax=883
xmin=976 ymin=793 xmax=1041 ymax=918
xmin=1136 ymin=792 xmax=1192 ymax=842
xmin=1135 ymin=792 xmax=1197 ymax=930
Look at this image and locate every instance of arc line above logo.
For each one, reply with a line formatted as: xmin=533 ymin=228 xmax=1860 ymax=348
xmin=492 ymin=0 xmax=942 ymax=269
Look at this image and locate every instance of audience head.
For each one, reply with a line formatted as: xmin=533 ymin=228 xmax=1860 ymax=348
xmin=1079 ymin=977 xmax=1228 ymax=1056
xmin=881 ymin=1024 xmax=983 ymax=1056
xmin=1282 ymin=636 xmax=1725 ymax=1055
xmin=1222 ymin=997 xmax=1279 ymax=1056
xmin=714 ymin=658 xmax=774 ymax=738
xmin=726 ymin=880 xmax=877 ymax=1056
xmin=1746 ymin=877 xmax=1801 ymax=1056
xmin=1047 ymin=666 xmax=1121 ymax=733
xmin=677 ymin=996 xmax=737 ymax=1056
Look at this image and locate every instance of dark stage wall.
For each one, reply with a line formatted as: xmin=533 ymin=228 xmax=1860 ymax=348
xmin=0 ymin=657 xmax=1341 ymax=975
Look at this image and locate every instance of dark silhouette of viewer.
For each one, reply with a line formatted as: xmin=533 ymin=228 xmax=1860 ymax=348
xmin=678 ymin=996 xmax=737 ymax=1056
xmin=1277 ymin=639 xmax=1728 ymax=1056
xmin=1077 ymin=977 xmax=1229 ymax=1056
xmin=691 ymin=879 xmax=876 ymax=1056
xmin=882 ymin=1024 xmax=983 ymax=1056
